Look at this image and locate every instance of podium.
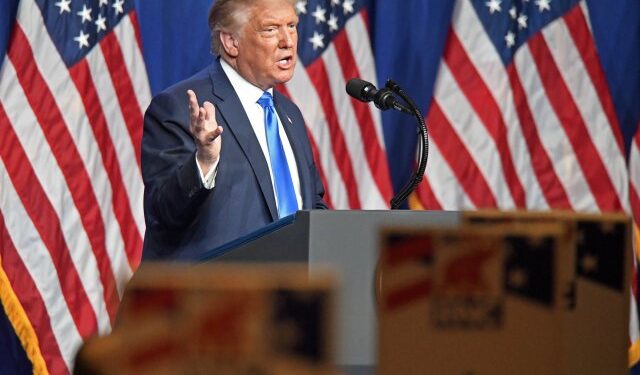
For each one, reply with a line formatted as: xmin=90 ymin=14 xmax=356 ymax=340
xmin=200 ymin=210 xmax=463 ymax=374
xmin=200 ymin=210 xmax=630 ymax=375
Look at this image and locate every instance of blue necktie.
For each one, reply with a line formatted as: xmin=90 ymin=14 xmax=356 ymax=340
xmin=257 ymin=92 xmax=298 ymax=218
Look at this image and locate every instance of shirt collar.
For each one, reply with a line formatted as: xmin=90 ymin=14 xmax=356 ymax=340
xmin=220 ymin=58 xmax=273 ymax=105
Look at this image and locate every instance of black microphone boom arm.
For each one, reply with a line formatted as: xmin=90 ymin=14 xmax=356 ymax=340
xmin=345 ymin=78 xmax=429 ymax=209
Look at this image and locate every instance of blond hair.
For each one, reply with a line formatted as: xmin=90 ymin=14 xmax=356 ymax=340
xmin=207 ymin=0 xmax=296 ymax=56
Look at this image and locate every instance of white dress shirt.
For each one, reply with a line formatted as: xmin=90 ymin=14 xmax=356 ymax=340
xmin=196 ymin=59 xmax=302 ymax=210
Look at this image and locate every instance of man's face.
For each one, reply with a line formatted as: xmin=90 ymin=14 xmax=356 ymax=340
xmin=235 ymin=0 xmax=299 ymax=90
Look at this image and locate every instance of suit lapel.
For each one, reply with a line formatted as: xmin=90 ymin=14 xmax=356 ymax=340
xmin=208 ymin=60 xmax=278 ymax=220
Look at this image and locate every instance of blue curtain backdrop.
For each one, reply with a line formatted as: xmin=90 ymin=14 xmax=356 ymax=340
xmin=0 ymin=0 xmax=639 ymax=373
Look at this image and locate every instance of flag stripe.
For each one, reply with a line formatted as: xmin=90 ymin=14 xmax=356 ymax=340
xmin=0 ymin=155 xmax=82 ymax=371
xmin=305 ymin=59 xmax=362 ymax=208
xmin=630 ymin=131 xmax=640 ymax=221
xmin=99 ymin=31 xmax=143 ymax=170
xmin=322 ymin=46 xmax=387 ymax=208
xmin=113 ymin=14 xmax=152 ymax=132
xmin=424 ymin=130 xmax=476 ymax=210
xmin=435 ymin=62 xmax=516 ymax=208
xmin=1 ymin=0 xmax=148 ymax=371
xmin=541 ymin=15 xmax=628 ymax=210
xmin=69 ymin=59 xmax=141 ymax=277
xmin=128 ymin=11 xmax=144 ymax=52
xmin=286 ymin=61 xmax=352 ymax=209
xmin=526 ymin=33 xmax=622 ymax=212
xmin=563 ymin=5 xmax=625 ymax=154
xmin=0 ymin=213 xmax=68 ymax=375
xmin=444 ymin=31 xmax=526 ymax=208
xmin=109 ymin=13 xmax=150 ymax=237
xmin=84 ymin=36 xmax=146 ymax=246
xmin=434 ymin=62 xmax=514 ymax=207
xmin=428 ymin=102 xmax=498 ymax=207
xmin=450 ymin=0 xmax=549 ymax=209
xmin=7 ymin=25 xmax=119 ymax=325
xmin=344 ymin=11 xmax=387 ymax=148
xmin=294 ymin=5 xmax=391 ymax=210
xmin=332 ymin=29 xmax=394 ymax=202
xmin=0 ymin=58 xmax=97 ymax=358
xmin=15 ymin=0 xmax=142 ymax=290
xmin=0 ymin=103 xmax=98 ymax=340
xmin=514 ymin=45 xmax=598 ymax=211
xmin=632 ymin=188 xmax=640 ymax=234
xmin=506 ymin=64 xmax=572 ymax=209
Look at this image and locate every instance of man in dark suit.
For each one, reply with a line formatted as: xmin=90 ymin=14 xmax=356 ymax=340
xmin=141 ymin=0 xmax=327 ymax=260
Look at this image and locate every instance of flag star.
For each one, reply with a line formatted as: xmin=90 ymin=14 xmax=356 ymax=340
xmin=55 ymin=0 xmax=71 ymax=14
xmin=517 ymin=13 xmax=528 ymax=29
xmin=74 ymin=30 xmax=90 ymax=49
xmin=581 ymin=253 xmax=598 ymax=273
xmin=99 ymin=0 xmax=109 ymax=6
xmin=308 ymin=31 xmax=325 ymax=50
xmin=535 ymin=0 xmax=551 ymax=11
xmin=77 ymin=4 xmax=93 ymax=23
xmin=113 ymin=0 xmax=125 ymax=15
xmin=331 ymin=0 xmax=341 ymax=6
xmin=485 ymin=0 xmax=502 ymax=14
xmin=311 ymin=5 xmax=326 ymax=24
xmin=509 ymin=6 xmax=517 ymax=19
xmin=343 ymin=0 xmax=355 ymax=15
xmin=327 ymin=14 xmax=339 ymax=32
xmin=295 ymin=0 xmax=307 ymax=14
xmin=95 ymin=14 xmax=107 ymax=32
xmin=505 ymin=31 xmax=516 ymax=47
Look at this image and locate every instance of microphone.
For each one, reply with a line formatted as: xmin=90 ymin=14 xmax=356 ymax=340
xmin=345 ymin=78 xmax=412 ymax=114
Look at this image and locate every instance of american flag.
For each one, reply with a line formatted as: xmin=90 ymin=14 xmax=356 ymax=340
xmin=414 ymin=0 xmax=628 ymax=211
xmin=0 ymin=0 xmax=148 ymax=373
xmin=283 ymin=0 xmax=393 ymax=209
xmin=408 ymin=0 xmax=640 ymax=368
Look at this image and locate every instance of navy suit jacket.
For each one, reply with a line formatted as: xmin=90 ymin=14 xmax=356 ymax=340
xmin=141 ymin=59 xmax=327 ymax=260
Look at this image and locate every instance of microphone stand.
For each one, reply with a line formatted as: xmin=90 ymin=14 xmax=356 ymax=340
xmin=385 ymin=80 xmax=429 ymax=209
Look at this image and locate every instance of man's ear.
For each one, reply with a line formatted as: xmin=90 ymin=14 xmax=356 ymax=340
xmin=220 ymin=31 xmax=239 ymax=58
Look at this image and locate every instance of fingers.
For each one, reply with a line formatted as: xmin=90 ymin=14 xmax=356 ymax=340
xmin=207 ymin=125 xmax=223 ymax=143
xmin=198 ymin=107 xmax=206 ymax=127
xmin=188 ymin=90 xmax=216 ymax=125
xmin=203 ymin=101 xmax=215 ymax=121
xmin=187 ymin=90 xmax=223 ymax=146
xmin=187 ymin=90 xmax=199 ymax=124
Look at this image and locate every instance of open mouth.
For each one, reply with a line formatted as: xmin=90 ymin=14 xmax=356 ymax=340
xmin=277 ymin=56 xmax=294 ymax=68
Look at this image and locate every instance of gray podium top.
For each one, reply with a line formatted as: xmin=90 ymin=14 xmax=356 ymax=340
xmin=204 ymin=210 xmax=463 ymax=374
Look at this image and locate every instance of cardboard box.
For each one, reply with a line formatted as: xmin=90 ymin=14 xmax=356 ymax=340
xmin=76 ymin=263 xmax=338 ymax=375
xmin=377 ymin=223 xmax=581 ymax=375
xmin=463 ymin=211 xmax=631 ymax=374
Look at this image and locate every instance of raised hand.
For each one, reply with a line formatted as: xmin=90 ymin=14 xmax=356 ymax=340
xmin=188 ymin=89 xmax=223 ymax=175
